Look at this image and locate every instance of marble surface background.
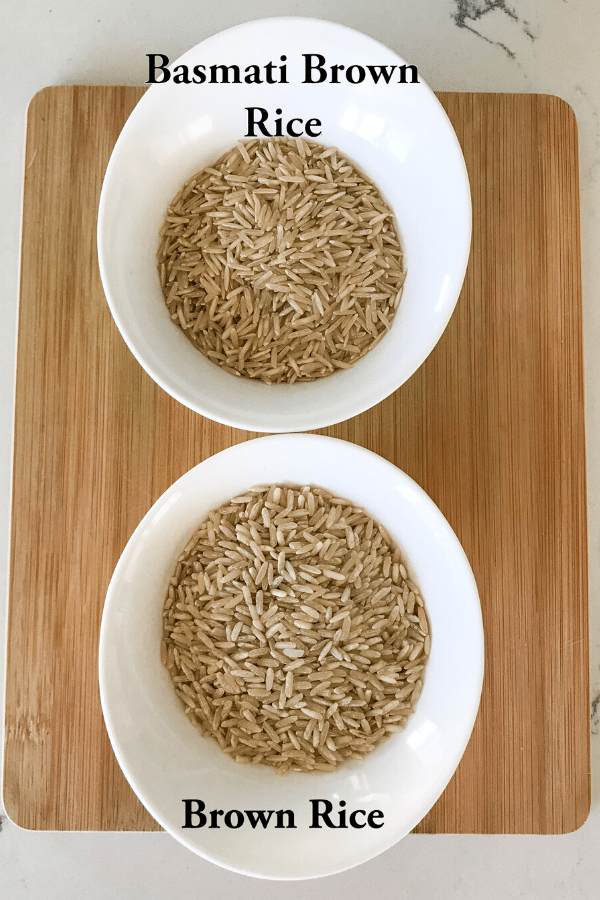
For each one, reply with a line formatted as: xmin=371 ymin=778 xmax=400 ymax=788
xmin=1 ymin=1 xmax=599 ymax=897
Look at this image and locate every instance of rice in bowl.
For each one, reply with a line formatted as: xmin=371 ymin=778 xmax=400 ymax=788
xmin=162 ymin=483 xmax=430 ymax=773
xmin=157 ymin=138 xmax=406 ymax=383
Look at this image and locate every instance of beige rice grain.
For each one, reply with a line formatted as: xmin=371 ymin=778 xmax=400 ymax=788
xmin=157 ymin=139 xmax=405 ymax=383
xmin=162 ymin=484 xmax=429 ymax=773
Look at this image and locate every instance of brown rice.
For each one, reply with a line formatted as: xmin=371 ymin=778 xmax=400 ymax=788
xmin=162 ymin=484 xmax=430 ymax=773
xmin=157 ymin=139 xmax=406 ymax=383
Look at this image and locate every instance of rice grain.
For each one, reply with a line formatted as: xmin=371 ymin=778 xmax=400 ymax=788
xmin=162 ymin=484 xmax=429 ymax=773
xmin=158 ymin=139 xmax=405 ymax=383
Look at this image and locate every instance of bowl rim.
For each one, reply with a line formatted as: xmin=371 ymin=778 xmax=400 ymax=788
xmin=99 ymin=433 xmax=484 ymax=879
xmin=97 ymin=17 xmax=472 ymax=433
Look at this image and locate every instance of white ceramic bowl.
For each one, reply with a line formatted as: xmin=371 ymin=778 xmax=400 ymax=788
xmin=97 ymin=18 xmax=471 ymax=432
xmin=99 ymin=434 xmax=483 ymax=879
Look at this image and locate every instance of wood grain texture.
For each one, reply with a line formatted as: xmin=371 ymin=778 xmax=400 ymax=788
xmin=4 ymin=86 xmax=589 ymax=833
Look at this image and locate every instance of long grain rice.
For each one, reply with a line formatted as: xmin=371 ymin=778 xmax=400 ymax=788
xmin=157 ymin=139 xmax=405 ymax=383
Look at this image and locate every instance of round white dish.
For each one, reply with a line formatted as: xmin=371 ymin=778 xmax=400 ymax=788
xmin=99 ymin=434 xmax=484 ymax=879
xmin=97 ymin=18 xmax=471 ymax=432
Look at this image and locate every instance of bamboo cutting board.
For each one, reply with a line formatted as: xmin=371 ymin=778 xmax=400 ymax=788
xmin=4 ymin=87 xmax=589 ymax=834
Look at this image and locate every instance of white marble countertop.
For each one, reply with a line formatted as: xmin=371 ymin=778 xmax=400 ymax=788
xmin=1 ymin=1 xmax=599 ymax=896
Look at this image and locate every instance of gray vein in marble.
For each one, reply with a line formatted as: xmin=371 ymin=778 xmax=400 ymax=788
xmin=592 ymin=686 xmax=600 ymax=736
xmin=451 ymin=1 xmax=537 ymax=59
